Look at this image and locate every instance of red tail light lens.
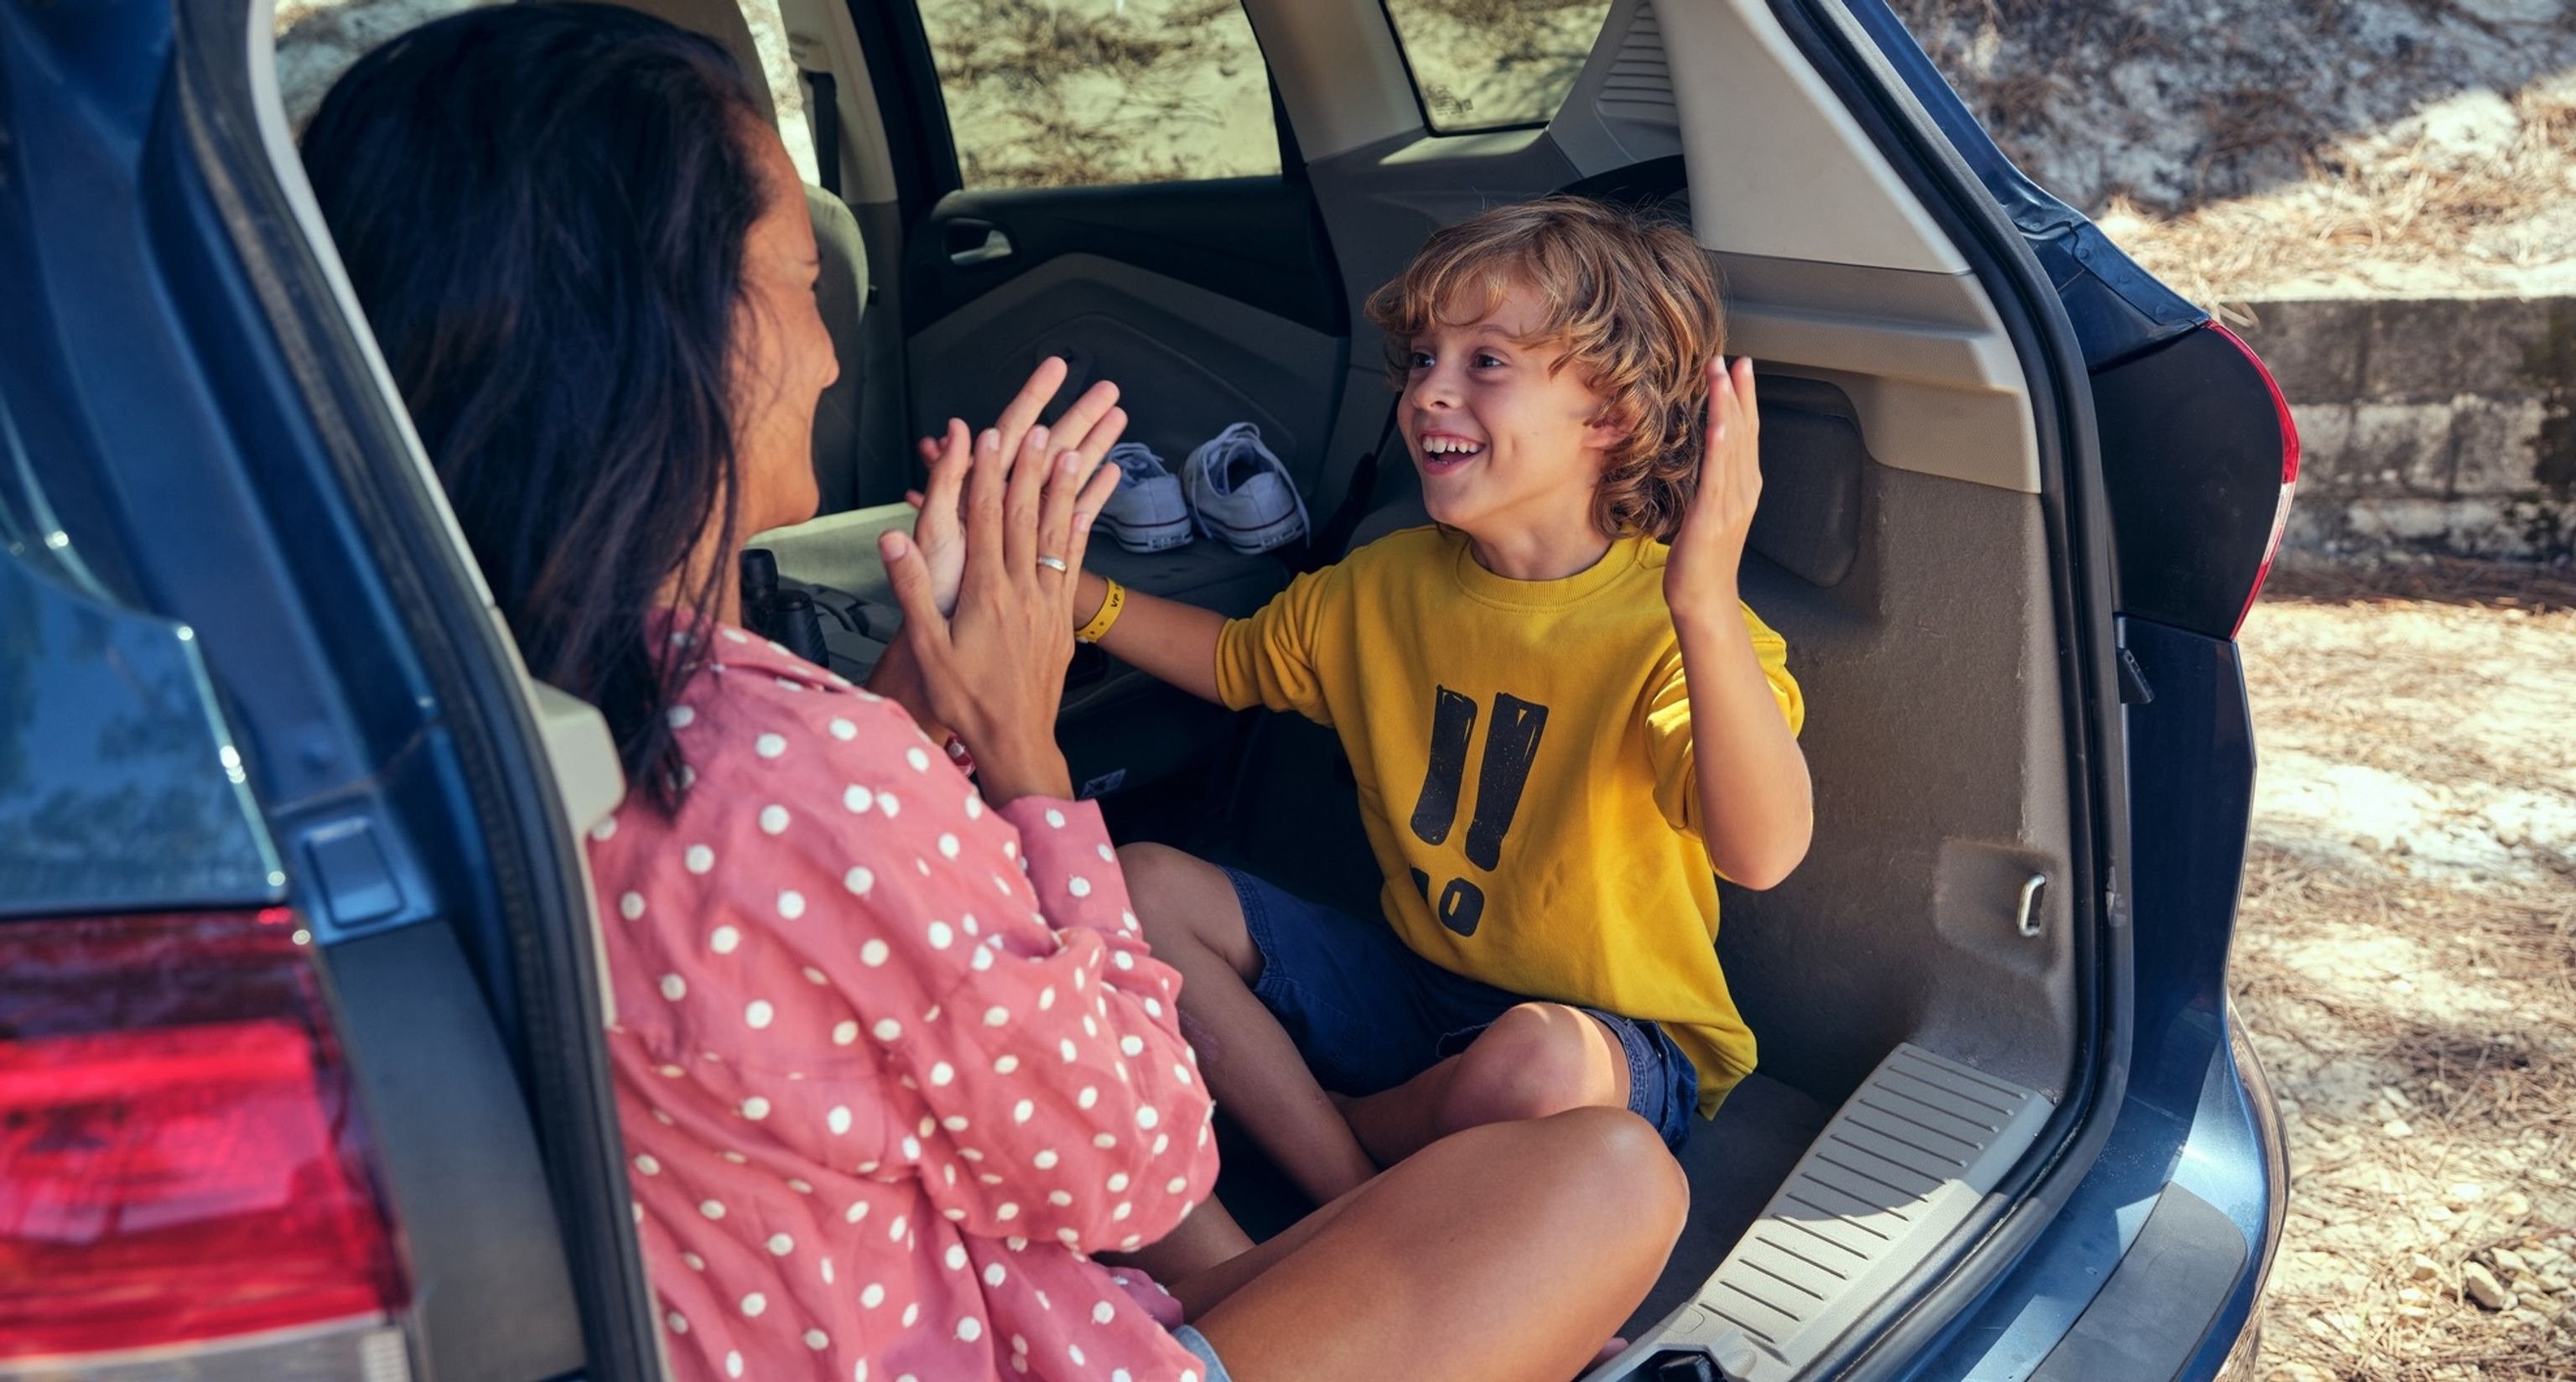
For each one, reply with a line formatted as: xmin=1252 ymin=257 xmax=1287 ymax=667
xmin=2210 ymin=322 xmax=2302 ymax=637
xmin=0 ymin=910 xmax=403 ymax=1359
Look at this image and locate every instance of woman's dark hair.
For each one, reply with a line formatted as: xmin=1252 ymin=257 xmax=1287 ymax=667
xmin=301 ymin=2 xmax=773 ymax=810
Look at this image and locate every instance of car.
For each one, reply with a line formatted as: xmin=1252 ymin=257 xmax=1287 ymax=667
xmin=0 ymin=0 xmax=2293 ymax=1378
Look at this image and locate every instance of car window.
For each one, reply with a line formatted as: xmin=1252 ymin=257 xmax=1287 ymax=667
xmin=1380 ymin=0 xmax=1615 ymax=133
xmin=736 ymin=0 xmax=820 ymax=184
xmin=915 ymin=0 xmax=1280 ymax=190
xmin=274 ymin=0 xmax=821 ymax=184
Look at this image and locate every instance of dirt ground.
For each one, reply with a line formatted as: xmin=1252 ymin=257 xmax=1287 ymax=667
xmin=2234 ymin=559 xmax=2576 ymax=1380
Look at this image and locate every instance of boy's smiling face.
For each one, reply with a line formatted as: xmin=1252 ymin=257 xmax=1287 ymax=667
xmin=1400 ymin=280 xmax=1625 ymax=558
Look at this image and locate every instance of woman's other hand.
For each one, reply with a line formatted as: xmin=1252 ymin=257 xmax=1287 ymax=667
xmin=909 ymin=356 xmax=1126 ymax=616
xmin=880 ymin=419 xmax=1120 ymax=805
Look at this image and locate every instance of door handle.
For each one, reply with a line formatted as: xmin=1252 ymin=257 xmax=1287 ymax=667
xmin=946 ymin=220 xmax=1013 ymax=267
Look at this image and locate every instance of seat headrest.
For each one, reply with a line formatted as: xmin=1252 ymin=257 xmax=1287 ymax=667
xmin=599 ymin=0 xmax=779 ymax=127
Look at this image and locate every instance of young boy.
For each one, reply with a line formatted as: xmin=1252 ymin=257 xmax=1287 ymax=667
xmin=1071 ymin=197 xmax=1810 ymax=1210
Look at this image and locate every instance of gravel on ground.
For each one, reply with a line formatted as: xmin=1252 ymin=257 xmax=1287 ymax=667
xmin=2236 ymin=559 xmax=2576 ymax=1381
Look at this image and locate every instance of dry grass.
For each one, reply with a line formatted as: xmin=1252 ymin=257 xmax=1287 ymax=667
xmin=920 ymin=0 xmax=1272 ymax=190
xmin=2267 ymin=556 xmax=2576 ymax=616
xmin=2231 ymin=566 xmax=2576 ymax=1379
xmin=1381 ymin=0 xmax=1611 ymax=130
xmin=2107 ymin=80 xmax=2576 ymax=309
xmin=1889 ymin=0 xmax=2576 ymax=301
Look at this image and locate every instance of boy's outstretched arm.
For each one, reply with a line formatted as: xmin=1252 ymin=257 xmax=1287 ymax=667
xmin=1665 ymin=357 xmax=1815 ymax=890
xmin=1072 ymin=570 xmax=1228 ymax=704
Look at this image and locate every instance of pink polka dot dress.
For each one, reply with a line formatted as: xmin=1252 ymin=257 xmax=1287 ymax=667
xmin=585 ymin=620 xmax=1220 ymax=1381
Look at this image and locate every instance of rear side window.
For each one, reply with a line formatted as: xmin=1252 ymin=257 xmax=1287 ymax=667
xmin=915 ymin=0 xmax=1280 ymax=189
xmin=275 ymin=0 xmax=823 ymax=184
xmin=1381 ymin=0 xmax=1615 ymax=132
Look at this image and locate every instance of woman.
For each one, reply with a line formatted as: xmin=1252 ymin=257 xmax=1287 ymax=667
xmin=300 ymin=7 xmax=1685 ymax=1379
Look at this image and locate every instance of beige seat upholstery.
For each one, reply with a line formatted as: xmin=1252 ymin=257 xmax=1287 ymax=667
xmin=609 ymin=0 xmax=776 ymax=123
xmin=598 ymin=0 xmax=871 ymax=509
xmin=803 ymin=184 xmax=868 ymax=510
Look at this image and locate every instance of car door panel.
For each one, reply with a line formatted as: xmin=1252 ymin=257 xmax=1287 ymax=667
xmin=905 ymin=181 xmax=1348 ymax=500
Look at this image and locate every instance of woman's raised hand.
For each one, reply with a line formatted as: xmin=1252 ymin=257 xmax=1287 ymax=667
xmin=879 ymin=416 xmax=1121 ymax=805
xmin=910 ymin=356 xmax=1126 ymax=616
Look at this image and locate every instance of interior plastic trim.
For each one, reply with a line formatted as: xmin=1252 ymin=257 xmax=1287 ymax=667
xmin=1586 ymin=1044 xmax=2054 ymax=1382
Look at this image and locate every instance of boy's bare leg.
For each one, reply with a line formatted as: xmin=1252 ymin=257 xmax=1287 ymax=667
xmin=1099 ymin=1194 xmax=1257 ymax=1286
xmin=1175 ymin=1108 xmax=1688 ymax=1380
xmin=1117 ymin=843 xmax=1382 ymax=1203
xmin=1337 ymin=1001 xmax=1633 ymax=1169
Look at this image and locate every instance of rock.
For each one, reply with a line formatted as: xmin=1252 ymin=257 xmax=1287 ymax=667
xmin=2493 ymin=1248 xmax=2531 ymax=1276
xmin=2497 ymin=1190 xmax=2532 ymax=1218
xmin=2464 ymin=1261 xmax=2516 ymax=1311
xmin=2400 ymin=1285 xmax=2431 ymax=1305
xmin=2446 ymin=1180 xmax=2485 ymax=1205
xmin=2410 ymin=90 xmax=2522 ymax=168
xmin=2541 ymin=1272 xmax=2571 ymax=1295
xmin=2508 ymin=1273 xmax=2547 ymax=1300
xmin=2410 ymin=1253 xmax=2444 ymax=1281
xmin=2398 ymin=1302 xmax=2435 ymax=1321
xmin=2512 ymin=1307 xmax=2555 ymax=1330
xmin=2384 ymin=1118 xmax=2415 ymax=1138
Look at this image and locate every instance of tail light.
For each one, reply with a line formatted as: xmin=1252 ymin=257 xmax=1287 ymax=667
xmin=2210 ymin=322 xmax=2301 ymax=637
xmin=0 ymin=910 xmax=408 ymax=1373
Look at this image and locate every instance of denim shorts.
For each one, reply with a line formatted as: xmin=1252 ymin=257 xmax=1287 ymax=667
xmin=1171 ymin=1323 xmax=1228 ymax=1380
xmin=1222 ymin=867 xmax=1697 ymax=1148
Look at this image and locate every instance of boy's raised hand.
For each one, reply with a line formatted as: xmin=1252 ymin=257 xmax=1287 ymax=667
xmin=908 ymin=356 xmax=1126 ymax=616
xmin=1664 ymin=356 xmax=1761 ymax=620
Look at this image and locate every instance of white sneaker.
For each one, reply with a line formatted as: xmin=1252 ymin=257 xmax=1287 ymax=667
xmin=1096 ymin=442 xmax=1194 ymax=553
xmin=1183 ymin=423 xmax=1310 ymax=554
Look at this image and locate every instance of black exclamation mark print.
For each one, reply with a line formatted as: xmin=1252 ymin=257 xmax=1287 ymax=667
xmin=1409 ymin=687 xmax=1478 ymax=845
xmin=1462 ymin=694 xmax=1549 ymax=870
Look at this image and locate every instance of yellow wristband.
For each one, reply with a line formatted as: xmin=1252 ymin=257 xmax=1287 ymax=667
xmin=1075 ymin=578 xmax=1126 ymax=644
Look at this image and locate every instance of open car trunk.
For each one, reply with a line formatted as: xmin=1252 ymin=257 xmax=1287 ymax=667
xmin=214 ymin=0 xmax=2124 ymax=1374
xmin=744 ymin=3 xmax=2118 ymax=1377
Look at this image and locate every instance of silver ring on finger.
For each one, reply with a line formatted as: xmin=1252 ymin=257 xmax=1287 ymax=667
xmin=1036 ymin=554 xmax=1070 ymax=574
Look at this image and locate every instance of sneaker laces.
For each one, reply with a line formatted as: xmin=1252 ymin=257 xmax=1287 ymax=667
xmin=1184 ymin=423 xmax=1311 ymax=541
xmin=1105 ymin=441 xmax=1170 ymax=486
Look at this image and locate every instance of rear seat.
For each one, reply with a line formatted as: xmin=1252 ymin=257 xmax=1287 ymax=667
xmin=611 ymin=0 xmax=871 ymax=510
xmin=802 ymin=184 xmax=867 ymax=510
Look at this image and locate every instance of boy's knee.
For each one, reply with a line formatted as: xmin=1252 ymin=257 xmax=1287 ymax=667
xmin=1442 ymin=1004 xmax=1624 ymax=1130
xmin=1113 ymin=843 xmax=1257 ymax=976
xmin=1114 ymin=842 xmax=1187 ymax=901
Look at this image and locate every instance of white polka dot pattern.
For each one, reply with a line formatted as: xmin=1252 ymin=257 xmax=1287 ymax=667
xmin=587 ymin=616 xmax=1215 ymax=1382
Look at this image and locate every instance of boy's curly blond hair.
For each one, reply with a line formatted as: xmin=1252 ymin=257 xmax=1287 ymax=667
xmin=1363 ymin=196 xmax=1725 ymax=543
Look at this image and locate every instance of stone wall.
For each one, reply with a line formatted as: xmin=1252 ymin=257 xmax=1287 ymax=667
xmin=2230 ymin=297 xmax=2575 ymax=561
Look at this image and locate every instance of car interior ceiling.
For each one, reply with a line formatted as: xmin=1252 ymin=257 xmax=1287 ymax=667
xmin=410 ymin=0 xmax=2085 ymax=1339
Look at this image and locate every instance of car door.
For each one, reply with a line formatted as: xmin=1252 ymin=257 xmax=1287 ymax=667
xmin=798 ymin=0 xmax=1357 ymax=798
xmin=860 ymin=0 xmax=1352 ymax=519
xmin=0 ymin=1 xmax=661 ymax=1374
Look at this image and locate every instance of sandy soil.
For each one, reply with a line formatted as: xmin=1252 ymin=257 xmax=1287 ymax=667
xmin=2234 ymin=560 xmax=2576 ymax=1379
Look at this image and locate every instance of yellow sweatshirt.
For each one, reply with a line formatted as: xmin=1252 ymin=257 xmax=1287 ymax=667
xmin=1213 ymin=525 xmax=1803 ymax=1114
